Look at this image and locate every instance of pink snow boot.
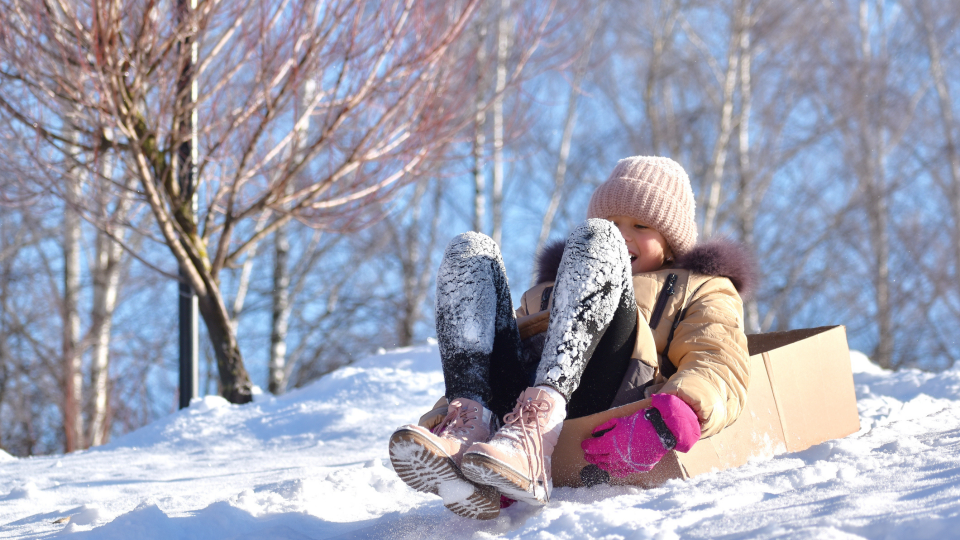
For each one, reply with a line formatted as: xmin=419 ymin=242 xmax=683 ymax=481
xmin=581 ymin=393 xmax=700 ymax=477
xmin=460 ymin=386 xmax=566 ymax=506
xmin=389 ymin=398 xmax=501 ymax=519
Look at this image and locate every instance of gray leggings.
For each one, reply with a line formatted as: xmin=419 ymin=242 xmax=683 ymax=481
xmin=436 ymin=219 xmax=638 ymax=420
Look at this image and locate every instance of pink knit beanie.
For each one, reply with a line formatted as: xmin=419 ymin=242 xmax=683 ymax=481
xmin=587 ymin=156 xmax=697 ymax=257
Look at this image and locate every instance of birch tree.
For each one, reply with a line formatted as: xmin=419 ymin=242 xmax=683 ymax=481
xmin=269 ymin=75 xmax=317 ymax=395
xmin=87 ymin=163 xmax=139 ymax=447
xmin=62 ymin=143 xmax=84 ymax=453
xmin=490 ymin=0 xmax=511 ymax=246
xmin=473 ymin=13 xmax=489 ymax=236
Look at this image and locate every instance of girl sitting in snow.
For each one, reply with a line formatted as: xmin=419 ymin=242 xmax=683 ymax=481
xmin=389 ymin=156 xmax=755 ymax=520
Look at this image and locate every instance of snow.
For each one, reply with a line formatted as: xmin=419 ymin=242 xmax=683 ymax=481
xmin=1 ymin=343 xmax=959 ymax=539
xmin=435 ymin=232 xmax=506 ymax=357
xmin=538 ymin=220 xmax=633 ymax=396
xmin=434 ymin=232 xmax=516 ymax=402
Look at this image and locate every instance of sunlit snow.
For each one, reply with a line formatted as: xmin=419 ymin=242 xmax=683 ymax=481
xmin=1 ymin=340 xmax=959 ymax=539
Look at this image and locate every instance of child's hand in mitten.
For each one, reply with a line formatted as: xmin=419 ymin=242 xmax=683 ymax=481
xmin=580 ymin=394 xmax=701 ymax=477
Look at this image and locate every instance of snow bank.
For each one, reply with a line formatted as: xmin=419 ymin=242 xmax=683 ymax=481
xmin=0 ymin=345 xmax=958 ymax=539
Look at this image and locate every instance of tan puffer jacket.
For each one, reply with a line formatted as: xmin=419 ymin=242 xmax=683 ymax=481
xmin=516 ymin=239 xmax=754 ymax=438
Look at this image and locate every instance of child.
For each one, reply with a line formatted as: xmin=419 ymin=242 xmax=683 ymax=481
xmin=389 ymin=156 xmax=754 ymax=520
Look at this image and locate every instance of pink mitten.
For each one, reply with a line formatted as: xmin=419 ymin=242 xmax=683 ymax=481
xmin=581 ymin=394 xmax=701 ymax=477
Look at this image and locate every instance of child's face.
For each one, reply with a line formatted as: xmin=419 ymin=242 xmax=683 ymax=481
xmin=608 ymin=215 xmax=673 ymax=273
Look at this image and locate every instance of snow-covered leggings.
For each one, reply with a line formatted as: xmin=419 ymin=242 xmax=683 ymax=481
xmin=436 ymin=219 xmax=638 ymax=421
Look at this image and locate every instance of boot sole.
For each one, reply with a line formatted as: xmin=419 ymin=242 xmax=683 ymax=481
xmin=388 ymin=427 xmax=500 ymax=520
xmin=461 ymin=451 xmax=549 ymax=506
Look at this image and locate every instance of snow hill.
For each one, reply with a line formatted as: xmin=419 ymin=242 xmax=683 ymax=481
xmin=1 ymin=342 xmax=959 ymax=539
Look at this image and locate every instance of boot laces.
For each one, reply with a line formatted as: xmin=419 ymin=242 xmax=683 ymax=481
xmin=435 ymin=399 xmax=482 ymax=440
xmin=501 ymin=396 xmax=552 ymax=492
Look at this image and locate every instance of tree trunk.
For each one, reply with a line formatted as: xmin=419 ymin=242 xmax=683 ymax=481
xmin=0 ymin=229 xmax=11 ymax=447
xmin=196 ymin=286 xmax=254 ymax=403
xmin=87 ymin=164 xmax=134 ymax=447
xmin=644 ymin=0 xmax=677 ymax=156
xmin=62 ymin=158 xmax=83 ymax=453
xmin=270 ymin=222 xmax=291 ymax=393
xmin=472 ymin=16 xmax=488 ymax=235
xmin=701 ymin=1 xmax=745 ymax=240
xmin=270 ymin=70 xmax=317 ymax=394
xmin=859 ymin=0 xmax=894 ymax=368
xmin=536 ymin=90 xmax=577 ymax=256
xmin=735 ymin=11 xmax=760 ymax=334
xmin=491 ymin=0 xmax=510 ymax=246
xmin=88 ymin=228 xmax=121 ymax=447
xmin=397 ymin=183 xmax=425 ymax=347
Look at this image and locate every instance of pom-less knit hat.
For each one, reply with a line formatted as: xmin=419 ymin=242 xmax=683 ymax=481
xmin=587 ymin=156 xmax=697 ymax=258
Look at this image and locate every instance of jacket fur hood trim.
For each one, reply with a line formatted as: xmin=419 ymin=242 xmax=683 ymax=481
xmin=534 ymin=240 xmax=567 ymax=285
xmin=535 ymin=237 xmax=758 ymax=299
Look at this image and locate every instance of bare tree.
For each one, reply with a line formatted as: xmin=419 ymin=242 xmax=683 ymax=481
xmin=912 ymin=0 xmax=960 ymax=295
xmin=269 ymin=43 xmax=320 ymax=395
xmin=0 ymin=203 xmax=75 ymax=455
xmin=806 ymin=0 xmax=927 ymax=367
xmin=535 ymin=1 xmax=606 ymax=255
xmin=827 ymin=0 xmax=897 ymax=368
xmin=698 ymin=3 xmax=747 ymax=239
xmin=858 ymin=0 xmax=895 ymax=368
xmin=389 ymin=177 xmax=444 ymax=346
xmin=730 ymin=0 xmax=820 ymax=333
xmin=0 ymin=0 xmax=554 ymax=403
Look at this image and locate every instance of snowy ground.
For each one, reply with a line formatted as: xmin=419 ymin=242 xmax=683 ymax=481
xmin=1 ymin=341 xmax=959 ymax=540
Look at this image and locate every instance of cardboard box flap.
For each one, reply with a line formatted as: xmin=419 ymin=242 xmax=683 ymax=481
xmin=747 ymin=325 xmax=838 ymax=356
xmin=760 ymin=326 xmax=860 ymax=451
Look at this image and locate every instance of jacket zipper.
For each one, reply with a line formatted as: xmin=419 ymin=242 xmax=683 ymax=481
xmin=539 ymin=286 xmax=554 ymax=312
xmin=649 ymin=273 xmax=678 ymax=329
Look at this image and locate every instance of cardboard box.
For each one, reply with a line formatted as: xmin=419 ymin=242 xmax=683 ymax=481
xmin=552 ymin=325 xmax=860 ymax=488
